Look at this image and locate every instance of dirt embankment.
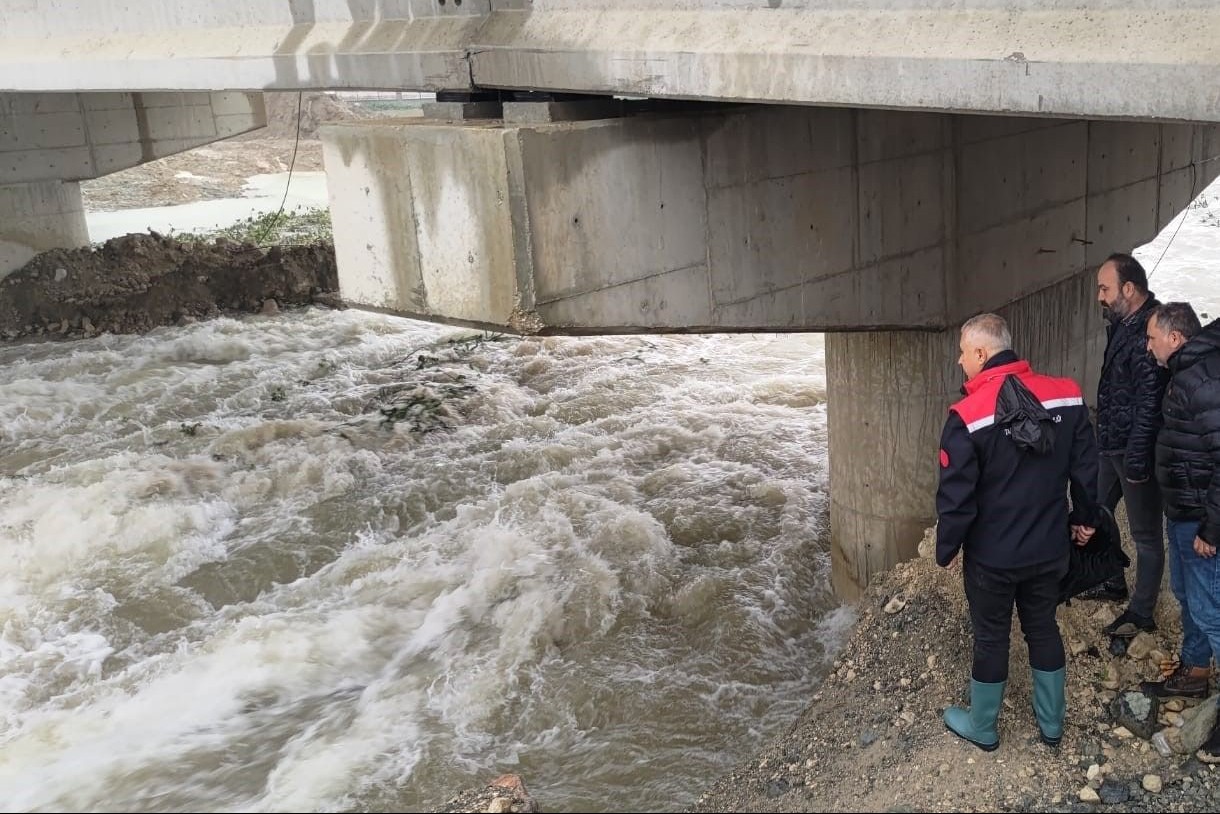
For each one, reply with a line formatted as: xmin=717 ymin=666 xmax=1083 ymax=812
xmin=688 ymin=529 xmax=1219 ymax=814
xmin=0 ymin=234 xmax=340 ymax=342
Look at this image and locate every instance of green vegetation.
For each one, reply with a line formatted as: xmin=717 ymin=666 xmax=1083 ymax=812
xmin=173 ymin=206 xmax=333 ymax=247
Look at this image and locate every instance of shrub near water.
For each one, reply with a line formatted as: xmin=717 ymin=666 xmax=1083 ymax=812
xmin=170 ymin=206 xmax=333 ymax=247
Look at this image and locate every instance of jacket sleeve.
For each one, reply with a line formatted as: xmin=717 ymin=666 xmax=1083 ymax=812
xmin=935 ymin=411 xmax=977 ymax=567
xmin=1069 ymin=405 xmax=1102 ymax=528
xmin=1199 ymin=395 xmax=1220 ymax=547
xmin=1124 ymin=348 xmax=1169 ymax=482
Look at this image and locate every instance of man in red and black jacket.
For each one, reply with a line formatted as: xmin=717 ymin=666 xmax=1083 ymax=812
xmin=937 ymin=313 xmax=1100 ymax=752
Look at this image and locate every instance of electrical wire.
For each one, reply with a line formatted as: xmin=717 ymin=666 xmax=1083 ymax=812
xmin=254 ymin=90 xmax=304 ymax=245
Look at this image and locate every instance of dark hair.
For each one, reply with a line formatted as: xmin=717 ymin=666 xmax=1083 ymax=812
xmin=1152 ymin=302 xmax=1201 ymax=339
xmin=1104 ymin=253 xmax=1149 ymax=295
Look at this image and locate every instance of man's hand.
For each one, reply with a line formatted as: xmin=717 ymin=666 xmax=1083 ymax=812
xmin=1194 ymin=535 xmax=1217 ymax=559
xmin=1071 ymin=524 xmax=1096 ymax=546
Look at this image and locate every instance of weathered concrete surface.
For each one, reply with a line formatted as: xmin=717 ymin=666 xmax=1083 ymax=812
xmin=827 ymin=268 xmax=1105 ymax=598
xmin=0 ymin=181 xmax=89 ymax=276
xmin=321 ymin=121 xmax=522 ymax=329
xmin=0 ymin=3 xmax=483 ymax=94
xmin=4 ymin=2 xmax=1220 ymax=125
xmin=318 ymin=107 xmax=1220 ymax=334
xmin=1 ymin=92 xmax=265 ymax=186
xmin=471 ymin=2 xmax=1220 ymax=122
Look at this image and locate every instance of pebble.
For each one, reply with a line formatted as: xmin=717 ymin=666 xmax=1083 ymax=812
xmin=1098 ymin=779 xmax=1130 ymax=805
xmin=1078 ymin=785 xmax=1101 ymax=802
xmin=1142 ymin=774 xmax=1163 ymax=793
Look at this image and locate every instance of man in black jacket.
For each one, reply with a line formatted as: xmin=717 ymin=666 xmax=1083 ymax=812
xmin=1146 ymin=303 xmax=1220 ymax=763
xmin=1087 ymin=254 xmax=1170 ymax=640
xmin=937 ymin=313 xmax=1100 ymax=751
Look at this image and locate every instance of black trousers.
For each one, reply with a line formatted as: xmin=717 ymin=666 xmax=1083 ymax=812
xmin=964 ymin=554 xmax=1069 ymax=683
xmin=1098 ymin=451 xmax=1165 ymax=619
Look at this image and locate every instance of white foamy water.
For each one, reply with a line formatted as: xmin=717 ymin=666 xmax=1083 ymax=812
xmin=0 ymin=313 xmax=846 ymax=812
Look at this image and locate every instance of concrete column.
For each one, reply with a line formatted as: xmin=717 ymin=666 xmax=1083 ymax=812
xmin=827 ymin=267 xmax=1104 ymax=598
xmin=0 ymin=181 xmax=89 ymax=277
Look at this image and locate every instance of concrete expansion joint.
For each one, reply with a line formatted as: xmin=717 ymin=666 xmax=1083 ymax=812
xmin=462 ymin=47 xmax=483 ymax=93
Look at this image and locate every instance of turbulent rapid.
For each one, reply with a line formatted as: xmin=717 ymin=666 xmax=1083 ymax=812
xmin=0 ymin=310 xmax=849 ymax=813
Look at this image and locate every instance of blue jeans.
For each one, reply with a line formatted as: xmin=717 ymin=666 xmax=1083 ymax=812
xmin=1167 ymin=518 xmax=1220 ymax=671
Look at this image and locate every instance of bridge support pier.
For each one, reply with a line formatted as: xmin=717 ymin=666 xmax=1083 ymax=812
xmin=0 ymin=181 xmax=89 ymax=277
xmin=826 ymin=268 xmax=1105 ymax=598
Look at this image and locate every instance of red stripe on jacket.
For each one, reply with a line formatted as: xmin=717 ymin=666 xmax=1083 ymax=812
xmin=950 ymin=360 xmax=1084 ymax=432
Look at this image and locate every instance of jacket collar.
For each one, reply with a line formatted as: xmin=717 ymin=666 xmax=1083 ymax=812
xmin=963 ymin=351 xmax=1028 ymax=395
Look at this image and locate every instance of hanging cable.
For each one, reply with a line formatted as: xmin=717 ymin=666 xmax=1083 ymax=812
xmin=1149 ymin=161 xmax=1200 ymax=279
xmin=254 ymin=90 xmax=304 ymax=245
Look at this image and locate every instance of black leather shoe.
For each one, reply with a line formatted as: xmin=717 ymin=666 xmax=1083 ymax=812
xmin=1103 ymin=610 xmax=1157 ymax=637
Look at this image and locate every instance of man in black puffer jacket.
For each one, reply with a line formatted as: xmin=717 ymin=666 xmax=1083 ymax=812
xmin=1087 ymin=254 xmax=1169 ymax=638
xmin=1146 ymin=304 xmax=1220 ymax=763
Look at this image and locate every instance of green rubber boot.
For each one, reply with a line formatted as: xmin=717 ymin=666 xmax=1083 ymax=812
xmin=1032 ymin=667 xmax=1066 ymax=747
xmin=944 ymin=679 xmax=1005 ymax=751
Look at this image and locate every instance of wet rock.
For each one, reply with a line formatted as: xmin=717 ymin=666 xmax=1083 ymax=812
xmin=1110 ymin=691 xmax=1158 ymax=740
xmin=1125 ymin=633 xmax=1156 ymax=660
xmin=1178 ymin=693 xmax=1219 ymax=752
xmin=1098 ymin=779 xmax=1130 ymax=805
xmin=435 ymin=773 xmax=538 ymax=814
xmin=764 ymin=777 xmax=791 ymax=798
xmin=311 ymin=290 xmax=346 ymax=309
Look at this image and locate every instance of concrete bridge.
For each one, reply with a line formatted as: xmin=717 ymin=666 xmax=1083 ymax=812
xmin=4 ymin=1 xmax=1220 ymax=598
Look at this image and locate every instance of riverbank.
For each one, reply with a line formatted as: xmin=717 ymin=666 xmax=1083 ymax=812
xmin=0 ymin=232 xmax=339 ymax=342
xmin=687 ymin=530 xmax=1218 ymax=813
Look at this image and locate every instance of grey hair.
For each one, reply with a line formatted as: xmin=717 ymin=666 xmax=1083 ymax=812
xmin=960 ymin=313 xmax=1012 ymax=353
xmin=1152 ymin=302 xmax=1201 ymax=340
